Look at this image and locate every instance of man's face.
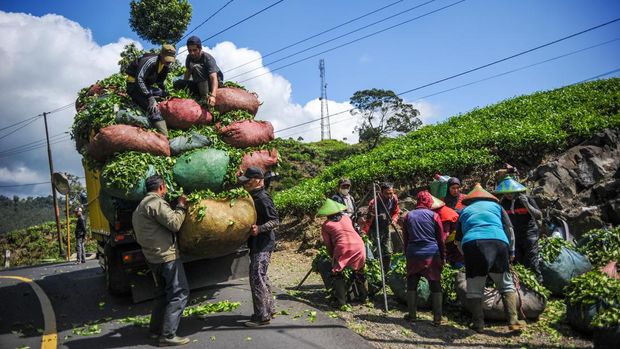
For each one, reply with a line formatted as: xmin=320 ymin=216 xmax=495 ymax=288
xmin=504 ymin=193 xmax=514 ymax=200
xmin=159 ymin=183 xmax=168 ymax=196
xmin=381 ymin=188 xmax=394 ymax=200
xmin=242 ymin=178 xmax=262 ymax=192
xmin=449 ymin=184 xmax=460 ymax=196
xmin=188 ymin=44 xmax=201 ymax=59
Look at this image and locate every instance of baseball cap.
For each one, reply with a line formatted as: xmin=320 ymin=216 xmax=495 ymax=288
xmin=161 ymin=44 xmax=176 ymax=63
xmin=338 ymin=178 xmax=351 ymax=187
xmin=238 ymin=166 xmax=264 ymax=182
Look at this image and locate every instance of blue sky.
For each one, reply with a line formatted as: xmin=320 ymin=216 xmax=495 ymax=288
xmin=0 ymin=0 xmax=619 ymax=197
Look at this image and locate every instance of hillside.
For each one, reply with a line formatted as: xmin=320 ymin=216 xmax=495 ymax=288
xmin=0 ymin=196 xmax=56 ymax=234
xmin=274 ymin=78 xmax=620 ymax=217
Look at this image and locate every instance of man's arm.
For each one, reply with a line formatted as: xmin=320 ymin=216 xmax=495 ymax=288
xmin=208 ymin=72 xmax=218 ymax=106
xmin=153 ymin=199 xmax=187 ymax=233
xmin=500 ymin=207 xmax=516 ymax=257
xmin=520 ymin=195 xmax=542 ymax=220
xmin=257 ymin=195 xmax=280 ymax=234
xmin=136 ymin=56 xmax=157 ymax=96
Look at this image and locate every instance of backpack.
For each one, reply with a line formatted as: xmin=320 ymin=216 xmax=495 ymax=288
xmin=125 ymin=53 xmax=158 ymax=77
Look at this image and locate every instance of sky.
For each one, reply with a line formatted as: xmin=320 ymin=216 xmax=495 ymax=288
xmin=0 ymin=0 xmax=619 ymax=198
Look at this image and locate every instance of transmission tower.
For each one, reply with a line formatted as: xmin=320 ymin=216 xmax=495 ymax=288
xmin=319 ymin=59 xmax=331 ymax=140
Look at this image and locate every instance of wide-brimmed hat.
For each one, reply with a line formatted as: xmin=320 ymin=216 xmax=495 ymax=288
xmin=462 ymin=183 xmax=499 ymax=206
xmin=317 ymin=198 xmax=347 ymax=217
xmin=495 ymin=176 xmax=526 ymax=194
xmin=431 ymin=195 xmax=445 ymax=210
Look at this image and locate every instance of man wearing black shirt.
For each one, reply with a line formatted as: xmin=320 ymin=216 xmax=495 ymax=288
xmin=238 ymin=167 xmax=279 ymax=327
xmin=173 ymin=36 xmax=223 ymax=106
xmin=74 ymin=207 xmax=87 ymax=264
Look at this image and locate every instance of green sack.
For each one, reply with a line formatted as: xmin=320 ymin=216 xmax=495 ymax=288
xmin=115 ymin=109 xmax=151 ymax=129
xmin=100 ymin=165 xmax=154 ymax=201
xmin=98 ymin=189 xmax=117 ymax=224
xmin=169 ymin=131 xmax=211 ymax=156
xmin=173 ymin=148 xmax=229 ymax=192
xmin=541 ymin=246 xmax=592 ymax=296
xmin=387 ymin=254 xmax=431 ymax=308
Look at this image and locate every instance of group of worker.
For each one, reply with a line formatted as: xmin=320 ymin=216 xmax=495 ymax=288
xmin=317 ymin=173 xmax=543 ymax=333
xmin=131 ymin=166 xmax=278 ymax=346
xmin=125 ymin=37 xmax=224 ymax=137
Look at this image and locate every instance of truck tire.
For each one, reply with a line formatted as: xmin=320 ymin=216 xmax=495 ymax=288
xmin=104 ymin=243 xmax=130 ymax=295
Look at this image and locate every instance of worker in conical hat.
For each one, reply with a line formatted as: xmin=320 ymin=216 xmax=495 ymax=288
xmin=318 ymin=198 xmax=367 ymax=307
xmin=455 ymin=183 xmax=525 ymax=333
xmin=496 ymin=176 xmax=543 ymax=283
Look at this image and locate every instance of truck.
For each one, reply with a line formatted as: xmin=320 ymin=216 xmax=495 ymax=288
xmin=84 ymin=164 xmax=250 ymax=303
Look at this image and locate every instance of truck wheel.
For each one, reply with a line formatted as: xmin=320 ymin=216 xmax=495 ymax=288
xmin=104 ymin=244 xmax=130 ymax=295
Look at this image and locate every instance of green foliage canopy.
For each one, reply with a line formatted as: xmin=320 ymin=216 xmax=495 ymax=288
xmin=129 ymin=0 xmax=192 ymax=45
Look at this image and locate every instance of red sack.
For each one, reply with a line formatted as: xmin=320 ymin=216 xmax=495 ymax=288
xmin=217 ymin=120 xmax=274 ymax=148
xmin=238 ymin=149 xmax=279 ymax=176
xmin=88 ymin=124 xmax=170 ymax=162
xmin=160 ymin=98 xmax=210 ymax=130
xmin=214 ymin=87 xmax=260 ymax=116
xmin=199 ymin=106 xmax=213 ymax=125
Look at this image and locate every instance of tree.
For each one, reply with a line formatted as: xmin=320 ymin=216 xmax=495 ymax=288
xmin=350 ymin=89 xmax=421 ymax=149
xmin=129 ymin=0 xmax=192 ymax=45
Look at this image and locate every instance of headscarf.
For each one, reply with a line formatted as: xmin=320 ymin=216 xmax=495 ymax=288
xmin=416 ymin=190 xmax=434 ymax=209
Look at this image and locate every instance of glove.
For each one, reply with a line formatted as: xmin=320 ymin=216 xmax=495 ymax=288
xmin=151 ymin=88 xmax=168 ymax=98
xmin=147 ymin=96 xmax=158 ymax=115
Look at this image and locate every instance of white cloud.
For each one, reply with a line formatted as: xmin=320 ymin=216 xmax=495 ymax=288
xmin=408 ymin=99 xmax=442 ymax=125
xmin=0 ymin=165 xmax=45 ymax=184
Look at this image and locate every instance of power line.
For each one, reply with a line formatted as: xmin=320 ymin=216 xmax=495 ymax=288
xmin=0 ymin=137 xmax=71 ymax=159
xmin=222 ymin=0 xmax=406 ymax=74
xmin=0 ymin=181 xmax=51 ymax=188
xmin=0 ymin=114 xmax=42 ymax=133
xmin=577 ymin=67 xmax=620 ymax=83
xmin=177 ymin=0 xmax=235 ymax=45
xmin=228 ymin=0 xmax=437 ymax=80
xmin=237 ymin=0 xmax=465 ymax=83
xmin=178 ymin=0 xmax=285 ymax=56
xmin=0 ymin=102 xmax=73 ymax=140
xmin=0 ymin=117 xmax=41 ymax=141
xmin=0 ymin=132 xmax=67 ymax=155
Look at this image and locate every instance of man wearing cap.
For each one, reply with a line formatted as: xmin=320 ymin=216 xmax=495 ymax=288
xmin=74 ymin=207 xmax=87 ymax=264
xmin=497 ymin=176 xmax=543 ymax=282
xmin=238 ymin=167 xmax=279 ymax=327
xmin=455 ymin=184 xmax=525 ymax=333
xmin=318 ymin=198 xmax=367 ymax=307
xmin=331 ymin=178 xmax=356 ymax=218
xmin=132 ymin=175 xmax=190 ymax=346
xmin=362 ymin=182 xmax=400 ymax=273
xmin=173 ymin=36 xmax=223 ymax=106
xmin=126 ymin=44 xmax=177 ymax=136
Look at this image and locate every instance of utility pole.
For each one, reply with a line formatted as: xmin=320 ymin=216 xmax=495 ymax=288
xmin=43 ymin=112 xmax=65 ymax=257
xmin=319 ymin=59 xmax=331 ymax=141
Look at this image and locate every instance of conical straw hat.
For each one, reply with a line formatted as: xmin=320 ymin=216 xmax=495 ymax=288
xmin=431 ymin=195 xmax=445 ymax=210
xmin=462 ymin=183 xmax=499 ymax=206
xmin=495 ymin=176 xmax=526 ymax=194
xmin=317 ymin=198 xmax=347 ymax=217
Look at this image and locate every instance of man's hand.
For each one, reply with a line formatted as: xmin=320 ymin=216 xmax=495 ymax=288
xmin=207 ymin=94 xmax=216 ymax=107
xmin=147 ymin=96 xmax=159 ymax=115
xmin=510 ymin=254 xmax=515 ymax=263
xmin=177 ymin=195 xmax=188 ymax=208
xmin=250 ymin=224 xmax=259 ymax=236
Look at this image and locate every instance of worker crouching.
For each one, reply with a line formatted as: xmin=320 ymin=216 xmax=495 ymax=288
xmin=318 ymin=199 xmax=368 ymax=307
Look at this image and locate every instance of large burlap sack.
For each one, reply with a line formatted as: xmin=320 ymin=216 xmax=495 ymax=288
xmin=179 ymin=197 xmax=256 ymax=258
xmin=456 ymin=271 xmax=546 ymax=320
xmin=238 ymin=149 xmax=278 ymax=175
xmin=214 ymin=87 xmax=260 ymax=116
xmin=88 ymin=125 xmax=170 ymax=162
xmin=541 ymin=246 xmax=592 ymax=295
xmin=173 ymin=148 xmax=229 ymax=192
xmin=218 ymin=120 xmax=274 ymax=148
xmin=169 ymin=132 xmax=211 ymax=156
xmin=100 ymin=165 xmax=154 ymax=201
xmin=160 ymin=98 xmax=212 ymax=129
xmin=115 ymin=109 xmax=150 ymax=129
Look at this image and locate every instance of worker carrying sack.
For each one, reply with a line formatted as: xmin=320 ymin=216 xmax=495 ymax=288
xmin=214 ymin=87 xmax=260 ymax=116
xmin=159 ymin=98 xmax=212 ymax=129
xmin=169 ymin=131 xmax=211 ymax=156
xmin=173 ymin=148 xmax=229 ymax=192
xmin=87 ymin=124 xmax=170 ymax=162
xmin=218 ymin=120 xmax=274 ymax=148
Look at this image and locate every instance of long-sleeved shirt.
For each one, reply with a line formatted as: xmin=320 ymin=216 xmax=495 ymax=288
xmin=75 ymin=216 xmax=86 ymax=239
xmin=500 ymin=195 xmax=541 ymax=236
xmin=248 ymin=187 xmax=279 ymax=253
xmin=403 ymin=208 xmax=445 ymax=259
xmin=364 ymin=194 xmax=400 ymax=232
xmin=132 ymin=193 xmax=186 ymax=264
xmin=129 ymin=55 xmax=170 ymax=96
xmin=321 ymin=215 xmax=366 ymax=272
xmin=455 ymin=200 xmax=515 ymax=255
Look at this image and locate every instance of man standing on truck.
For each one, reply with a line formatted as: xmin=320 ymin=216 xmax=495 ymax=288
xmin=173 ymin=35 xmax=223 ymax=106
xmin=238 ymin=167 xmax=280 ymax=327
xmin=126 ymin=44 xmax=176 ymax=137
xmin=132 ymin=175 xmax=190 ymax=346
xmin=74 ymin=207 xmax=87 ymax=264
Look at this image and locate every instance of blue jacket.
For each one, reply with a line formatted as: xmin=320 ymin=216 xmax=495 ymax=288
xmin=456 ymin=200 xmax=514 ymax=254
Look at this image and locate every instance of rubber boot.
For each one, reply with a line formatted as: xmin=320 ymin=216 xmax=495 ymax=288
xmin=431 ymin=292 xmax=443 ymax=326
xmin=382 ymin=256 xmax=391 ymax=274
xmin=467 ymin=298 xmax=484 ymax=333
xmin=354 ymin=276 xmax=369 ymax=303
xmin=502 ymin=292 xmax=526 ymax=331
xmin=332 ymin=277 xmax=347 ymax=307
xmin=152 ymin=120 xmax=168 ymax=137
xmin=404 ymin=290 xmax=417 ymax=322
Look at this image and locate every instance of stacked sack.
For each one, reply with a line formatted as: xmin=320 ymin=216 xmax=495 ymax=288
xmin=72 ymin=69 xmax=279 ymax=259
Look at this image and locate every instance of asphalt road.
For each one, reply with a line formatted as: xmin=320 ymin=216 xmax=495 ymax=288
xmin=0 ymin=260 xmax=373 ymax=349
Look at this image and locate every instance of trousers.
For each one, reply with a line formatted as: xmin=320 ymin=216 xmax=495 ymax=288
xmin=148 ymin=259 xmax=189 ymax=338
xmin=249 ymin=252 xmax=275 ymax=321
